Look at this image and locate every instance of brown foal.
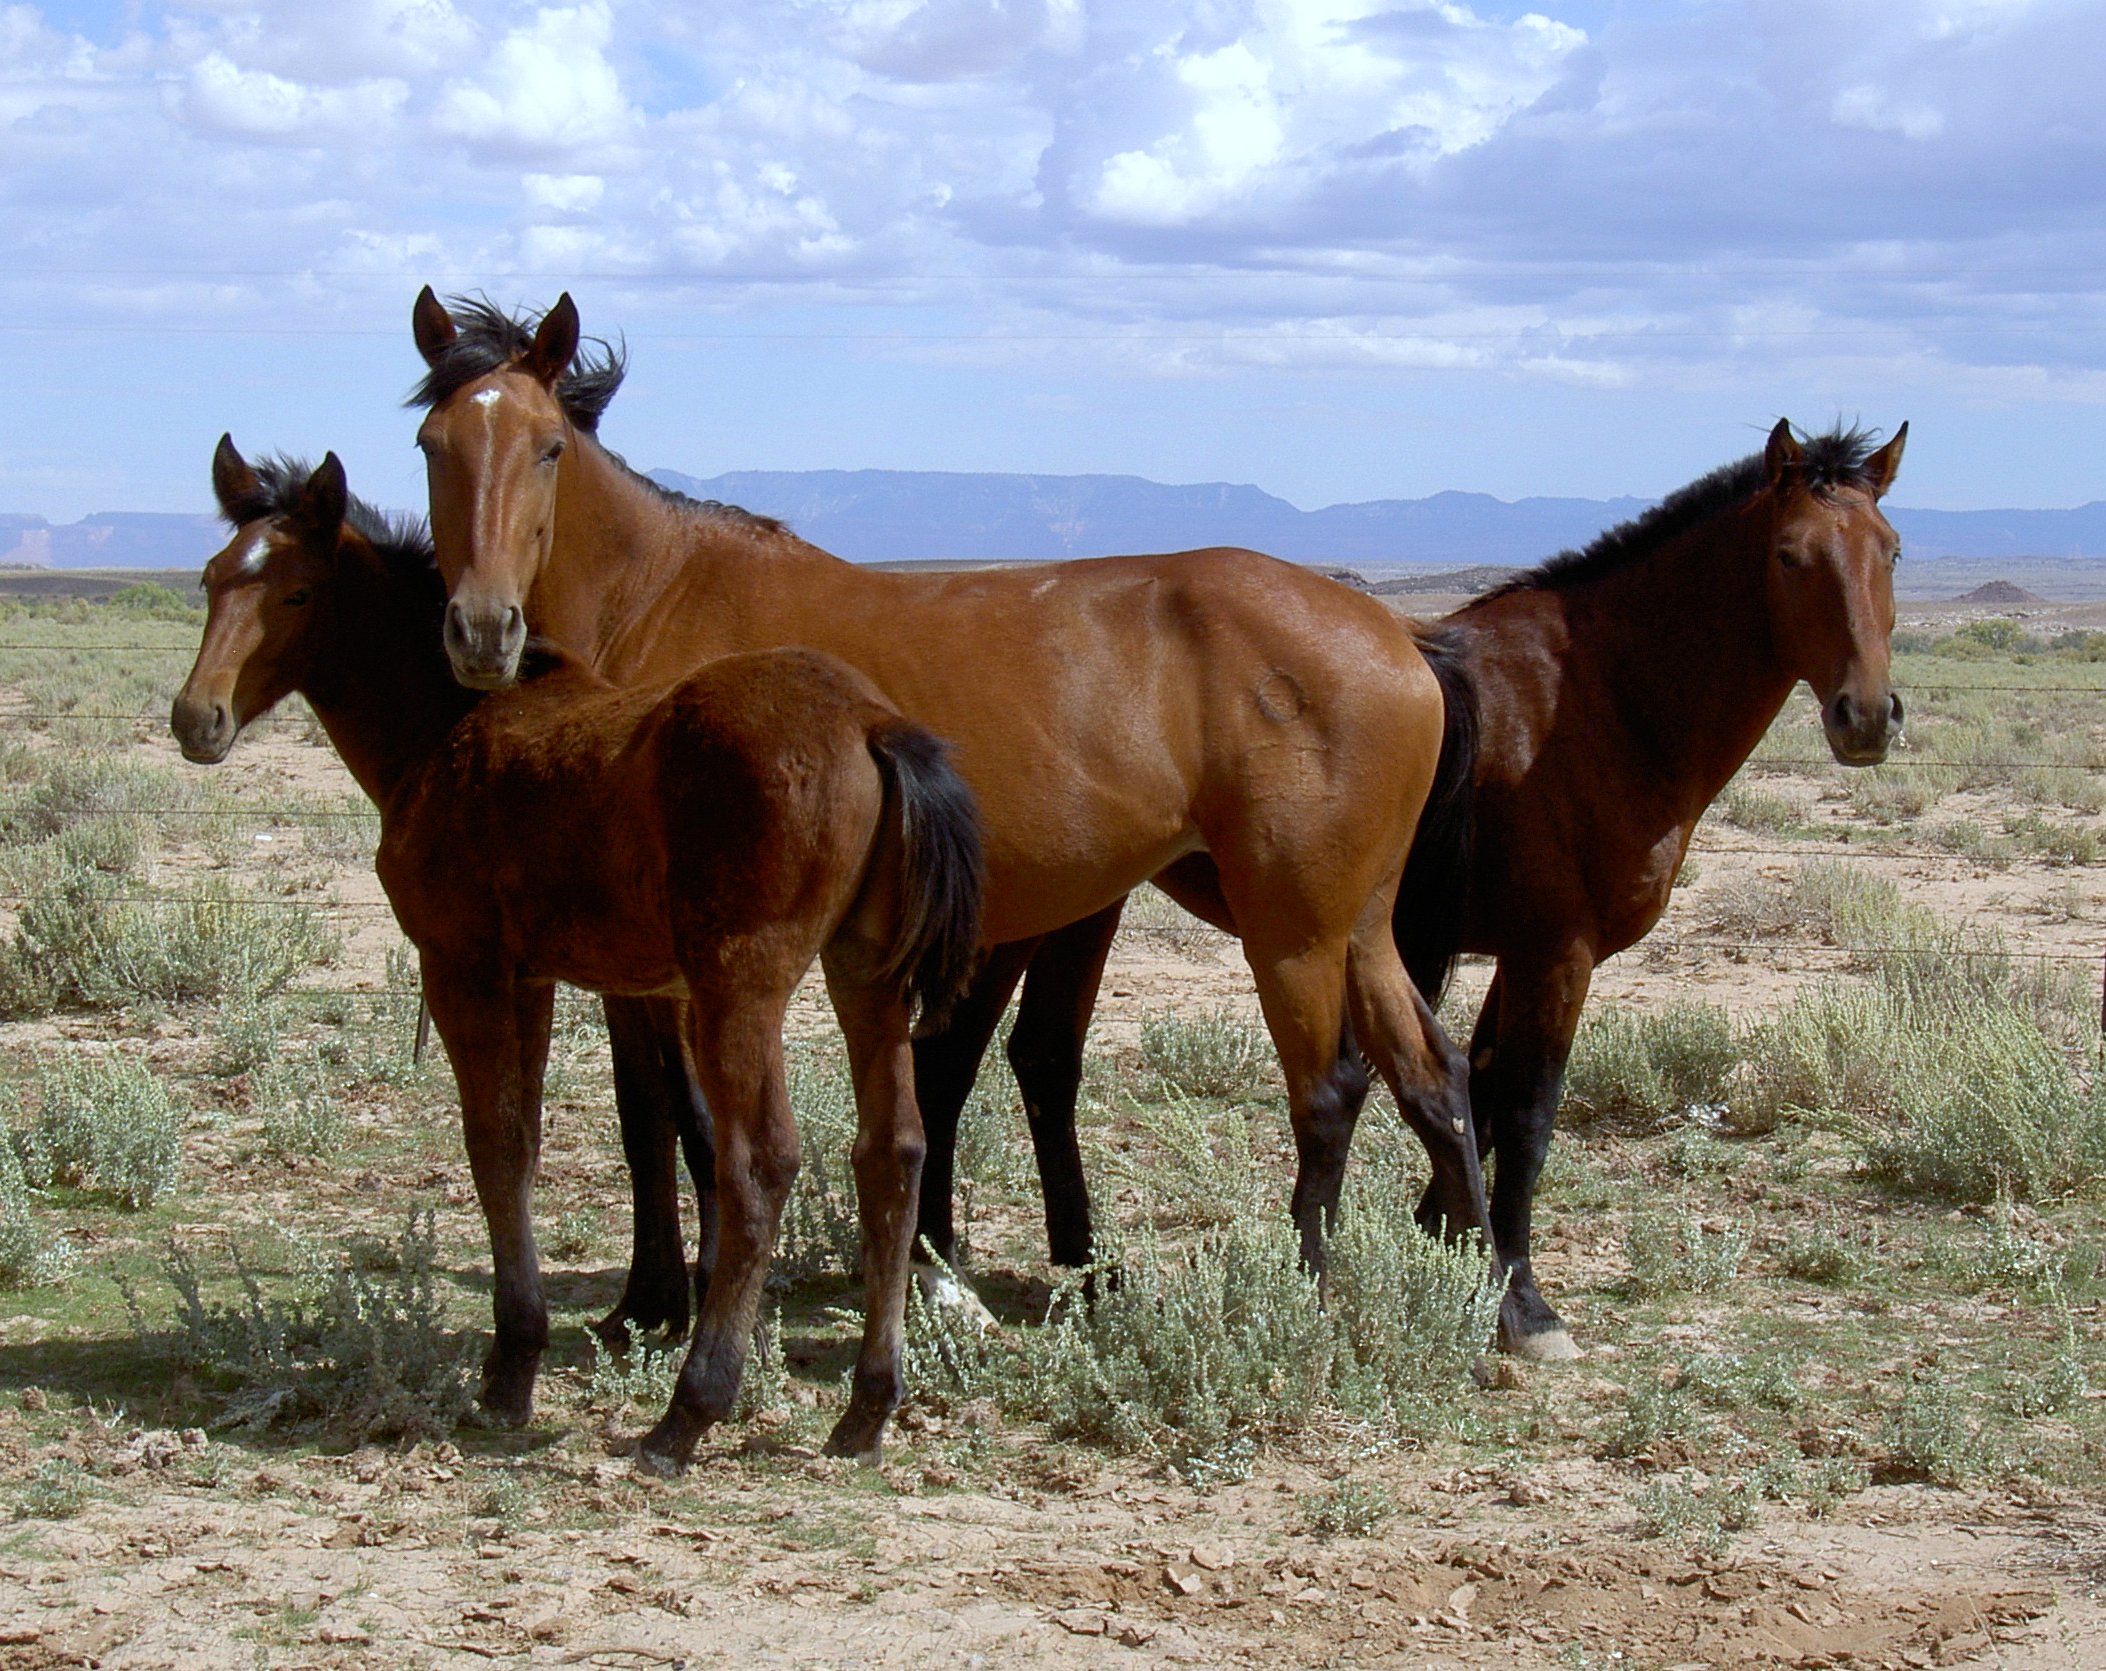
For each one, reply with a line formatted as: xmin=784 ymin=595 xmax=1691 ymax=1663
xmin=171 ymin=440 xmax=985 ymax=1472
xmin=406 ymin=290 xmax=1493 ymax=1335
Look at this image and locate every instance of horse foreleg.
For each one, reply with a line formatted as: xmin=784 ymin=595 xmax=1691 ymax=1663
xmin=1476 ymin=952 xmax=1593 ymax=1361
xmin=597 ymin=993 xmax=714 ymax=1349
xmin=822 ymin=971 xmax=925 ymax=1462
xmin=1005 ymin=903 xmax=1123 ymax=1269
xmin=638 ymin=1000 xmax=796 ymax=1476
xmin=423 ymin=961 xmax=556 ymax=1424
xmin=909 ymin=940 xmax=1035 ymax=1271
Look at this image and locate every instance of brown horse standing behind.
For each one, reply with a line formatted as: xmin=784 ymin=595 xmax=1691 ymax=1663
xmin=171 ymin=440 xmax=985 ymax=1473
xmin=405 ymin=289 xmax=1493 ymax=1334
xmin=982 ymin=420 xmax=1910 ymax=1357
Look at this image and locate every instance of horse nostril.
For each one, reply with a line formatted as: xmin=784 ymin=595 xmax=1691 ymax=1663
xmin=444 ymin=600 xmax=469 ymax=652
xmin=1888 ymin=692 xmax=1905 ymax=729
xmin=1831 ymin=692 xmax=1856 ymax=731
xmin=503 ymin=604 xmax=524 ymax=647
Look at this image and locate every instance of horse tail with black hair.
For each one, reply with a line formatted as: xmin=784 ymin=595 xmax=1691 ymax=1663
xmin=865 ymin=720 xmax=986 ymax=1029
xmin=1394 ymin=626 xmax=1481 ymax=1008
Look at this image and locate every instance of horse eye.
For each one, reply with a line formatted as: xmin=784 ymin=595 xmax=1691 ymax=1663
xmin=1776 ymin=546 xmax=1807 ymax=569
xmin=542 ymin=440 xmax=566 ymax=465
xmin=284 ymin=589 xmax=311 ymax=607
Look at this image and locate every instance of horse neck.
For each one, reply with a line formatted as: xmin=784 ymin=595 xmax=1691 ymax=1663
xmin=299 ymin=560 xmax=476 ymax=808
xmin=1521 ymin=497 xmax=1795 ymax=816
xmin=541 ymin=438 xmax=847 ymax=676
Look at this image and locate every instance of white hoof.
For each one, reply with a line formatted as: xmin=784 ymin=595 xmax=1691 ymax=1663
xmin=912 ymin=1260 xmax=999 ymax=1333
xmin=1507 ymin=1326 xmax=1581 ymax=1363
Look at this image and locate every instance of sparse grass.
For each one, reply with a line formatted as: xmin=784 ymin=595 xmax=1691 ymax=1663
xmin=1622 ymin=1210 xmax=1750 ymax=1296
xmin=1561 ymin=1002 xmax=1736 ymax=1131
xmin=776 ymin=1043 xmax=862 ymax=1280
xmin=1118 ymin=885 xmax=1228 ymax=956
xmin=1720 ymin=783 xmax=1804 ymax=835
xmin=1861 ymin=1005 xmax=2106 ymax=1202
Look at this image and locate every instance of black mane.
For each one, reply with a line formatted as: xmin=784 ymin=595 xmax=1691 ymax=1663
xmin=220 ymin=453 xmax=436 ymax=577
xmin=1483 ymin=424 xmax=1888 ymax=600
xmin=405 ymin=294 xmax=626 ymax=433
xmin=403 ymin=294 xmax=785 ymax=537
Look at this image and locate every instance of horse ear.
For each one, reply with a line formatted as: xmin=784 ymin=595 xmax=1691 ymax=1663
xmin=413 ymin=286 xmax=456 ymax=368
xmin=1860 ymin=421 xmax=1908 ymax=500
xmin=296 ymin=453 xmax=350 ymax=541
xmin=1764 ymin=418 xmax=1803 ymax=491
xmin=212 ymin=433 xmax=260 ymax=520
xmin=522 ymin=293 xmax=580 ymax=386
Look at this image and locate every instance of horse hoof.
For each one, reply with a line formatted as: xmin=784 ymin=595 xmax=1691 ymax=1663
xmin=634 ymin=1446 xmax=687 ymax=1479
xmin=912 ymin=1260 xmax=998 ymax=1333
xmin=589 ymin=1313 xmax=634 ymax=1355
xmin=1503 ymin=1325 xmax=1581 ymax=1363
xmin=822 ymin=1421 xmax=886 ymax=1466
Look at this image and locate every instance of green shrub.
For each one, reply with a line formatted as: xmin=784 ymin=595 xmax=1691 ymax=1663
xmin=1778 ymin=1218 xmax=1880 ymax=1285
xmin=1302 ymin=1477 xmax=1394 ymax=1538
xmin=1864 ymin=1005 xmax=2106 ymax=1202
xmin=253 ymin=1051 xmax=341 ymax=1161
xmin=0 ymin=867 xmax=341 ymax=1017
xmin=1561 ymin=1003 xmax=1736 ymax=1130
xmin=101 ymin=582 xmax=200 ymax=622
xmin=154 ymin=1209 xmax=474 ymax=1440
xmin=1138 ymin=1008 xmax=1275 ymax=1100
xmin=17 ymin=1050 xmax=183 ymax=1209
xmin=10 ymin=1456 xmax=91 ymax=1521
xmin=1732 ymin=983 xmax=1909 ymax=1135
xmin=1883 ymin=1373 xmax=1998 ymax=1485
xmin=1024 ymin=1217 xmax=1338 ymax=1469
xmin=0 ymin=1135 xmax=75 ymax=1288
xmin=1020 ymin=1157 xmax=1499 ymax=1472
xmin=1109 ymin=1092 xmax=1270 ymax=1231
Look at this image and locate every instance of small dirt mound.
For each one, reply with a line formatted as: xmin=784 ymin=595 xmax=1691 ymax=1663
xmin=1955 ymin=580 xmax=2045 ymax=605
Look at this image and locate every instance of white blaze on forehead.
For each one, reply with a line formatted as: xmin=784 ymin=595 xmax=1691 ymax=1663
xmin=234 ymin=535 xmax=271 ymax=574
xmin=471 ymin=388 xmax=503 ymax=409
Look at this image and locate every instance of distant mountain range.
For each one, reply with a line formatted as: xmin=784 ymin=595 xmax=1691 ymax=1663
xmin=9 ymin=470 xmax=2106 ymax=573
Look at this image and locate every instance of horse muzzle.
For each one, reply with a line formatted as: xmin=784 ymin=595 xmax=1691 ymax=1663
xmin=1823 ymin=688 xmax=1904 ymax=766
xmin=170 ymin=693 xmax=235 ymax=764
xmin=444 ymin=598 xmax=527 ymax=690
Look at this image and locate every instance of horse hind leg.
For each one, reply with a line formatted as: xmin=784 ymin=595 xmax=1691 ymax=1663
xmin=1231 ymin=933 xmax=1361 ymax=1269
xmin=596 ymin=994 xmax=714 ymax=1350
xmin=1344 ymin=912 xmax=1495 ymax=1255
xmin=637 ymin=998 xmax=798 ymax=1477
xmin=820 ymin=966 xmax=927 ymax=1463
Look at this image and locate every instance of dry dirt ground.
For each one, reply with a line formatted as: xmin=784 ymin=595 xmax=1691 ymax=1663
xmin=4 ymin=598 xmax=2106 ymax=1668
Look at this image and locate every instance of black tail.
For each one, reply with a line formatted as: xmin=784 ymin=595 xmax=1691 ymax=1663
xmin=866 ymin=720 xmax=986 ymax=1028
xmin=1394 ymin=627 xmax=1481 ymax=1008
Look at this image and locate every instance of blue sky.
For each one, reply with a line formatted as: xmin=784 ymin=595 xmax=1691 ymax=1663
xmin=4 ymin=0 xmax=2104 ymax=523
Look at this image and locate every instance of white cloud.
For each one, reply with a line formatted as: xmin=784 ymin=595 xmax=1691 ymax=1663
xmin=1831 ymin=82 xmax=1945 ymax=140
xmin=433 ymin=1 xmax=637 ymax=160
xmin=178 ymin=51 xmax=409 ymax=141
xmin=523 ymin=171 xmax=605 ymax=212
